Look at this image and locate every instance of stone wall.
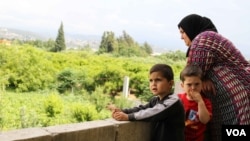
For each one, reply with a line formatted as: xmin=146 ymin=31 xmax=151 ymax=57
xmin=0 ymin=119 xmax=151 ymax=141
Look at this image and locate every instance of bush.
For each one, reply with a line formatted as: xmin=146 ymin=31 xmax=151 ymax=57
xmin=71 ymin=103 xmax=98 ymax=122
xmin=113 ymin=96 xmax=134 ymax=109
xmin=89 ymin=87 xmax=112 ymax=112
xmin=43 ymin=93 xmax=63 ymax=117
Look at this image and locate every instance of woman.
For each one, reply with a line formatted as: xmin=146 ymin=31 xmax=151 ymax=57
xmin=177 ymin=14 xmax=250 ymax=141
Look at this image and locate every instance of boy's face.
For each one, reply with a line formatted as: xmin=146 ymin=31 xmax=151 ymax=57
xmin=181 ymin=76 xmax=202 ymax=96
xmin=149 ymin=71 xmax=173 ymax=98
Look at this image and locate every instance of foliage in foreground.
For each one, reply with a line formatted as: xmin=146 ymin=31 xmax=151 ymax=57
xmin=0 ymin=44 xmax=186 ymax=131
xmin=0 ymin=87 xmax=134 ymax=131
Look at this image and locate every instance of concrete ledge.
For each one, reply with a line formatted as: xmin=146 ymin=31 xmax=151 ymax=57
xmin=115 ymin=120 xmax=151 ymax=141
xmin=0 ymin=127 xmax=52 ymax=141
xmin=0 ymin=119 xmax=151 ymax=141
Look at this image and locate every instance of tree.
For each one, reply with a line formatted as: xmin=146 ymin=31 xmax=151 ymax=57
xmin=98 ymin=30 xmax=151 ymax=57
xmin=54 ymin=22 xmax=66 ymax=52
xmin=142 ymin=42 xmax=153 ymax=55
xmin=45 ymin=39 xmax=55 ymax=51
xmin=98 ymin=31 xmax=118 ymax=53
xmin=120 ymin=30 xmax=135 ymax=47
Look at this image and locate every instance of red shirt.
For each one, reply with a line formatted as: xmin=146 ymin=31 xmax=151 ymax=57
xmin=178 ymin=93 xmax=212 ymax=141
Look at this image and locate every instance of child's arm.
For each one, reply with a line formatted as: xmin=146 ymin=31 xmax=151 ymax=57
xmin=113 ymin=111 xmax=129 ymax=121
xmin=106 ymin=103 xmax=125 ymax=119
xmin=106 ymin=103 xmax=120 ymax=111
xmin=197 ymin=100 xmax=211 ymax=124
xmin=190 ymin=91 xmax=211 ymax=124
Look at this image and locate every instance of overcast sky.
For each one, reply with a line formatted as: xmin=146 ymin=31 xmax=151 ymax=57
xmin=0 ymin=0 xmax=249 ymax=59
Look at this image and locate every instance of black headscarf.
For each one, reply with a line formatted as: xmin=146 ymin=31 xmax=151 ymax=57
xmin=177 ymin=14 xmax=218 ymax=57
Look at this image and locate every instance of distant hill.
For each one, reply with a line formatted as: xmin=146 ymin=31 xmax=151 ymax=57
xmin=0 ymin=27 xmax=46 ymax=40
xmin=0 ymin=27 xmax=101 ymax=50
xmin=64 ymin=33 xmax=101 ymax=50
xmin=0 ymin=27 xmax=174 ymax=54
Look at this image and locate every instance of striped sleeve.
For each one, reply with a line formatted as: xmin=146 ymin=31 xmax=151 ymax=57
xmin=129 ymin=95 xmax=180 ymax=121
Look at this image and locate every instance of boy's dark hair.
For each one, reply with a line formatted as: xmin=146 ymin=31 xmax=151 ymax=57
xmin=150 ymin=64 xmax=174 ymax=81
xmin=180 ymin=65 xmax=203 ymax=82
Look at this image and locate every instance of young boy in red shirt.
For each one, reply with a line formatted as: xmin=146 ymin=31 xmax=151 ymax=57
xmin=178 ymin=65 xmax=212 ymax=141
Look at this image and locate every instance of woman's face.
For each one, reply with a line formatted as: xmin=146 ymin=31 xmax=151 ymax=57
xmin=179 ymin=27 xmax=192 ymax=47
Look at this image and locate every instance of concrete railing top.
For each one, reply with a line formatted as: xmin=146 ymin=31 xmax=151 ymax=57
xmin=0 ymin=119 xmax=151 ymax=141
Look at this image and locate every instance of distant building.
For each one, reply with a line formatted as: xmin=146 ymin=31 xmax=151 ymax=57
xmin=151 ymin=52 xmax=162 ymax=56
xmin=0 ymin=39 xmax=11 ymax=46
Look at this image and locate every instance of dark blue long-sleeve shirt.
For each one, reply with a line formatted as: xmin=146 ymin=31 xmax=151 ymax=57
xmin=122 ymin=93 xmax=185 ymax=141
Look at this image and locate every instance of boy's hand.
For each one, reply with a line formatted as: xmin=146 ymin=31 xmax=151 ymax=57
xmin=189 ymin=90 xmax=202 ymax=102
xmin=113 ymin=112 xmax=129 ymax=121
xmin=106 ymin=103 xmax=119 ymax=111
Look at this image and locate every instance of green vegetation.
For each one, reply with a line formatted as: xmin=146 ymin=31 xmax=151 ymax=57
xmin=0 ymin=42 xmax=186 ymax=131
xmin=0 ymin=91 xmax=111 ymax=131
xmin=98 ymin=30 xmax=153 ymax=57
xmin=53 ymin=22 xmax=66 ymax=52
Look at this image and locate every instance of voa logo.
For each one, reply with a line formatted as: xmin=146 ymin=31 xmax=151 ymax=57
xmin=226 ymin=129 xmax=246 ymax=136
